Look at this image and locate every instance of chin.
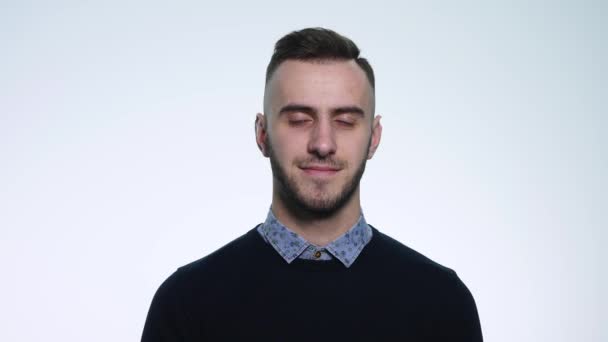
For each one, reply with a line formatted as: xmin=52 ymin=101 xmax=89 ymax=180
xmin=297 ymin=191 xmax=345 ymax=212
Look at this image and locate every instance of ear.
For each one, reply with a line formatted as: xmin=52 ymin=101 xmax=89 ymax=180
xmin=367 ymin=115 xmax=382 ymax=159
xmin=255 ymin=113 xmax=270 ymax=157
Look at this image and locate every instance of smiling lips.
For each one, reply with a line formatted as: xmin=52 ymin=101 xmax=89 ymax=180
xmin=301 ymin=165 xmax=340 ymax=177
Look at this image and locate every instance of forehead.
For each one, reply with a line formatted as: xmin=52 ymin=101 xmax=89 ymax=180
xmin=265 ymin=59 xmax=374 ymax=116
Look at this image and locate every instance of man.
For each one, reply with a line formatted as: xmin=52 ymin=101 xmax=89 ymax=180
xmin=142 ymin=27 xmax=483 ymax=341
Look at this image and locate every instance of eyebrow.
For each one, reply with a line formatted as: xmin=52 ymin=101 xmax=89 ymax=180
xmin=278 ymin=103 xmax=365 ymax=117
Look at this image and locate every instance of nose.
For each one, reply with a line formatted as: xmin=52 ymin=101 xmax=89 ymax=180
xmin=307 ymin=117 xmax=337 ymax=158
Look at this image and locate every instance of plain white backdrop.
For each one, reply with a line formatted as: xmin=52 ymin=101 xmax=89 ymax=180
xmin=1 ymin=1 xmax=605 ymax=341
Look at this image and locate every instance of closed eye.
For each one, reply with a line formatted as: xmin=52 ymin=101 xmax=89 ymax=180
xmin=289 ymin=120 xmax=312 ymax=126
xmin=336 ymin=120 xmax=355 ymax=127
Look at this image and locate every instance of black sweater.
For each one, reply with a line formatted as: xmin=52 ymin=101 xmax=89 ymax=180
xmin=142 ymin=225 xmax=483 ymax=341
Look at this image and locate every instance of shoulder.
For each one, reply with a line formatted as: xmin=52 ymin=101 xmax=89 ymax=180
xmin=146 ymin=226 xmax=263 ymax=306
xmin=177 ymin=225 xmax=262 ymax=279
xmin=367 ymin=225 xmax=482 ymax=339
xmin=368 ymin=225 xmax=455 ymax=275
xmin=142 ymin=228 xmax=261 ymax=341
xmin=365 ymin=225 xmax=476 ymax=298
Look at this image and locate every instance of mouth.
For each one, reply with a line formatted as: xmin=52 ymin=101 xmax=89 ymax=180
xmin=300 ymin=165 xmax=341 ymax=177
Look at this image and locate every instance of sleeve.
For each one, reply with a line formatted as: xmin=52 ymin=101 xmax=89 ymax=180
xmin=427 ymin=268 xmax=483 ymax=342
xmin=433 ymin=269 xmax=484 ymax=342
xmin=141 ymin=269 xmax=191 ymax=342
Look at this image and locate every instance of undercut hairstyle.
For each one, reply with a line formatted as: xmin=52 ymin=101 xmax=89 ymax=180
xmin=265 ymin=27 xmax=375 ymax=89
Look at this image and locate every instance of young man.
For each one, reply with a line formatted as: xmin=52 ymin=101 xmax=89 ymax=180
xmin=141 ymin=27 xmax=483 ymax=341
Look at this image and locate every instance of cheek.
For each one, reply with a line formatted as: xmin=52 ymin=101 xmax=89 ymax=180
xmin=271 ymin=132 xmax=307 ymax=163
xmin=337 ymin=135 xmax=369 ymax=159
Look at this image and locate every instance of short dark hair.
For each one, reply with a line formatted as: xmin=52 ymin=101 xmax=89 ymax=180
xmin=265 ymin=27 xmax=375 ymax=89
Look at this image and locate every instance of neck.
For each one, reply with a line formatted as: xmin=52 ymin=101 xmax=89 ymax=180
xmin=270 ymin=187 xmax=362 ymax=246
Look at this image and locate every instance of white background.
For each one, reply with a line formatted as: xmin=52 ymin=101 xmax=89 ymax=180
xmin=1 ymin=1 xmax=605 ymax=341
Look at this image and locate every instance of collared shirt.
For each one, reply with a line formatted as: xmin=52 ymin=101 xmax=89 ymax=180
xmin=256 ymin=208 xmax=373 ymax=268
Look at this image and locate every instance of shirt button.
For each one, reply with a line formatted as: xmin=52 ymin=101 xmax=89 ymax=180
xmin=313 ymin=251 xmax=322 ymax=259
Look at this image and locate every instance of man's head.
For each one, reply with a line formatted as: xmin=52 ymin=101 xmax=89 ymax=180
xmin=255 ymin=27 xmax=382 ymax=217
xmin=264 ymin=28 xmax=375 ymax=108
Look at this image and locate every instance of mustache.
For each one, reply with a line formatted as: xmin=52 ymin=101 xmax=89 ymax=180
xmin=297 ymin=158 xmax=345 ymax=169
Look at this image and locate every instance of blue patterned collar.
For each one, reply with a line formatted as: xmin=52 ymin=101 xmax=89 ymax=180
xmin=257 ymin=208 xmax=373 ymax=268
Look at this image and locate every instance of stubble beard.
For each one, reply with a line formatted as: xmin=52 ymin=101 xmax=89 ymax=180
xmin=267 ymin=136 xmax=371 ymax=219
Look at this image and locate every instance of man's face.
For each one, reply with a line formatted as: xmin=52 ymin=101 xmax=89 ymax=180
xmin=257 ymin=59 xmax=382 ymax=216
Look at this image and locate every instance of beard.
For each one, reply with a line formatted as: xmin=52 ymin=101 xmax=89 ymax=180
xmin=267 ymin=136 xmax=371 ymax=218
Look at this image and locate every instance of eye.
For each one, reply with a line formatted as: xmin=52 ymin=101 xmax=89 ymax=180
xmin=288 ymin=120 xmax=312 ymax=128
xmin=336 ymin=120 xmax=354 ymax=126
xmin=287 ymin=113 xmax=313 ymax=126
xmin=335 ymin=115 xmax=356 ymax=127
